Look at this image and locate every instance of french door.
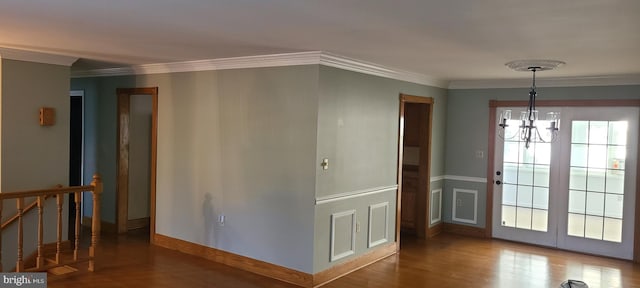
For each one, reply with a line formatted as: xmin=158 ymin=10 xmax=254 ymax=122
xmin=492 ymin=106 xmax=638 ymax=259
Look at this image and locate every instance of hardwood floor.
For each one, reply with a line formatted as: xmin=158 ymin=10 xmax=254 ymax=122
xmin=48 ymin=230 xmax=640 ymax=287
xmin=326 ymin=234 xmax=640 ymax=288
xmin=47 ymin=228 xmax=297 ymax=288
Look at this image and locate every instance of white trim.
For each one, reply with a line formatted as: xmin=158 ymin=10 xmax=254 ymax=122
xmin=444 ymin=175 xmax=487 ymax=183
xmin=430 ymin=175 xmax=488 ymax=183
xmin=69 ymin=90 xmax=85 ymax=97
xmin=430 ymin=189 xmax=442 ymax=225
xmin=0 ymin=47 xmax=78 ymax=66
xmin=70 ymin=51 xmax=449 ymax=88
xmin=330 ymin=210 xmax=357 ymax=262
xmin=319 ymin=53 xmax=448 ymax=88
xmin=452 ymin=188 xmax=478 ymax=224
xmin=368 ymin=202 xmax=389 ymax=248
xmin=315 ymin=185 xmax=397 ymax=205
xmin=448 ymin=74 xmax=640 ymax=89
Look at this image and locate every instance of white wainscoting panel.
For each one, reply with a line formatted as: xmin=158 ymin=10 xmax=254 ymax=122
xmin=452 ymin=188 xmax=478 ymax=224
xmin=330 ymin=210 xmax=357 ymax=262
xmin=430 ymin=189 xmax=442 ymax=224
xmin=368 ymin=202 xmax=389 ymax=248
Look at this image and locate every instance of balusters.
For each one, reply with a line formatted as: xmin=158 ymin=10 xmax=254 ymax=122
xmin=89 ymin=174 xmax=103 ymax=272
xmin=74 ymin=192 xmax=81 ymax=261
xmin=16 ymin=198 xmax=24 ymax=272
xmin=0 ymin=174 xmax=102 ymax=272
xmin=56 ymin=194 xmax=63 ymax=264
xmin=37 ymin=196 xmax=44 ymax=268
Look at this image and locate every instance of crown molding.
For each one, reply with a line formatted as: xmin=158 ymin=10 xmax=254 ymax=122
xmin=319 ymin=53 xmax=449 ymax=88
xmin=71 ymin=51 xmax=449 ymax=88
xmin=0 ymin=47 xmax=78 ymax=67
xmin=448 ymin=74 xmax=640 ymax=89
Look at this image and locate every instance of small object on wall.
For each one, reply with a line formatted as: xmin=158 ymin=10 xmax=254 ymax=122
xmin=39 ymin=107 xmax=55 ymax=126
xmin=321 ymin=158 xmax=329 ymax=170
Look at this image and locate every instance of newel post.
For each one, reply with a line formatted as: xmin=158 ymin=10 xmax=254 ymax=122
xmin=89 ymin=174 xmax=103 ymax=271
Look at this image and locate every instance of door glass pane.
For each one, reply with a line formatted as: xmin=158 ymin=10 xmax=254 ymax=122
xmin=502 ymin=184 xmax=517 ymax=206
xmin=570 ymin=144 xmax=588 ymax=167
xmin=518 ymin=164 xmax=534 ymax=185
xmin=608 ymin=122 xmax=628 ymax=145
xmin=504 ymin=142 xmax=519 ymax=163
xmin=607 ymin=146 xmax=626 ymax=169
xmin=603 ymin=218 xmax=623 ymax=242
xmin=604 ymin=194 xmax=624 ymax=219
xmin=606 ymin=170 xmax=624 ymax=194
xmin=532 ymin=209 xmax=548 ymax=232
xmin=534 ymin=143 xmax=551 ymax=164
xmin=585 ymin=215 xmax=604 ymax=240
xmin=517 ymin=185 xmax=533 ymax=207
xmin=503 ymin=163 xmax=518 ymax=184
xmin=572 ymin=121 xmax=589 ymax=143
xmin=586 ymin=168 xmax=606 ymax=192
xmin=521 ymin=141 xmax=535 ymax=163
xmin=568 ymin=213 xmax=585 ymax=237
xmin=569 ymin=167 xmax=587 ymax=190
xmin=533 ymin=165 xmax=550 ymax=187
xmin=589 ymin=121 xmax=608 ymax=144
xmin=588 ymin=145 xmax=607 ymax=168
xmin=516 ymin=207 xmax=532 ymax=229
xmin=585 ymin=192 xmax=604 ymax=216
xmin=568 ymin=120 xmax=627 ymax=243
xmin=532 ymin=187 xmax=549 ymax=209
xmin=500 ymin=121 xmax=550 ymax=232
xmin=568 ymin=190 xmax=586 ymax=214
xmin=502 ymin=205 xmax=516 ymax=227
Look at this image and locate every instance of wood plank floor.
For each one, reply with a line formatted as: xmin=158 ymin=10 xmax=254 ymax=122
xmin=48 ymin=230 xmax=640 ymax=287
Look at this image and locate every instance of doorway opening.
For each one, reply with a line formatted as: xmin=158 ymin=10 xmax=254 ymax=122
xmin=69 ymin=90 xmax=84 ymax=242
xmin=116 ymin=87 xmax=158 ymax=242
xmin=396 ymin=94 xmax=440 ymax=245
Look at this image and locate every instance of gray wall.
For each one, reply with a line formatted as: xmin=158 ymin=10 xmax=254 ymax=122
xmin=444 ymin=85 xmax=640 ymax=228
xmin=1 ymin=59 xmax=70 ymax=270
xmin=71 ymin=65 xmax=318 ymax=273
xmin=71 ymin=64 xmax=448 ymax=275
xmin=313 ymin=66 xmax=447 ymax=273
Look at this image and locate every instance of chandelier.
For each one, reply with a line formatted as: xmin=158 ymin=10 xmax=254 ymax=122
xmin=498 ymin=60 xmax=565 ymax=148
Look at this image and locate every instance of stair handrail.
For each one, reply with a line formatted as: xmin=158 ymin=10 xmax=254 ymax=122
xmin=0 ymin=174 xmax=102 ymax=272
xmin=1 ymin=185 xmax=62 ymax=230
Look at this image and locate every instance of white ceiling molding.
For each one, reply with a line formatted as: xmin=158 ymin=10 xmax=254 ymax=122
xmin=449 ymin=74 xmax=640 ymax=89
xmin=71 ymin=51 xmax=450 ymax=88
xmin=0 ymin=47 xmax=78 ymax=67
xmin=319 ymin=53 xmax=449 ymax=88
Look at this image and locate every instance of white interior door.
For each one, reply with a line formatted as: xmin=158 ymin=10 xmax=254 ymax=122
xmin=493 ymin=106 xmax=638 ymax=259
xmin=492 ymin=107 xmax=559 ymax=247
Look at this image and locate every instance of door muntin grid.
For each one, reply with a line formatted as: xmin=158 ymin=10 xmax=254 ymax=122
xmin=568 ymin=120 xmax=627 ymax=242
xmin=501 ymin=119 xmax=552 ymax=232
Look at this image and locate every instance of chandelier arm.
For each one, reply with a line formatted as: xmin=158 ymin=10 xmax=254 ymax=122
xmin=535 ymin=127 xmax=548 ymax=143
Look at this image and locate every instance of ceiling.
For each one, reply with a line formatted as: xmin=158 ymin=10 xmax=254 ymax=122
xmin=1 ymin=0 xmax=639 ymax=83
